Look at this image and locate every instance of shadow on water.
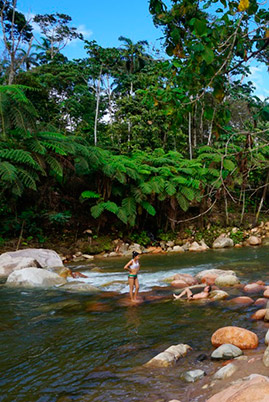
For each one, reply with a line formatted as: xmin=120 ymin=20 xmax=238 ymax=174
xmin=1 ymin=246 xmax=269 ymax=402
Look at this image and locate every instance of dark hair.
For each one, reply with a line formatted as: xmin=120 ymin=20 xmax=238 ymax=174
xmin=132 ymin=251 xmax=140 ymax=259
xmin=206 ymin=285 xmax=212 ymax=292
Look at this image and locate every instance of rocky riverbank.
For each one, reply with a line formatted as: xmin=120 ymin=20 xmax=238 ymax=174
xmin=59 ymin=220 xmax=269 ymax=263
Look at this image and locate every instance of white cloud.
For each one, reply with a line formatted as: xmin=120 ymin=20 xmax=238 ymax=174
xmin=245 ymin=63 xmax=269 ymax=100
xmin=77 ymin=24 xmax=92 ymax=39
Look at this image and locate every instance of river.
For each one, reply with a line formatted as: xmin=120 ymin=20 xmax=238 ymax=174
xmin=1 ymin=246 xmax=269 ymax=402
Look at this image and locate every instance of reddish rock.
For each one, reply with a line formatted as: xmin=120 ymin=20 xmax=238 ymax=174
xmin=207 ymin=374 xmax=269 ymax=402
xmin=264 ymin=288 xmax=269 ymax=298
xmin=244 ymin=283 xmax=265 ymax=293
xmin=255 ymin=298 xmax=268 ymax=306
xmin=173 ymin=273 xmax=197 ymax=286
xmin=147 ymin=246 xmax=164 ymax=254
xmin=256 ymin=280 xmax=265 ymax=286
xmin=201 ymin=274 xmax=218 ymax=285
xmin=251 ymin=309 xmax=266 ymax=320
xmin=171 ymin=279 xmax=188 ymax=288
xmin=229 ymin=296 xmax=254 ymax=306
xmin=211 ymin=326 xmax=258 ymax=350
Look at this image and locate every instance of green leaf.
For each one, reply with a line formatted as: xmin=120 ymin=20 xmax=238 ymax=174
xmin=81 ymin=191 xmax=101 ymax=199
xmin=140 ymin=201 xmax=156 ymax=216
xmin=176 ymin=194 xmax=189 ymax=212
xmin=194 ymin=19 xmax=207 ymax=36
xmin=223 ymin=159 xmax=235 ymax=171
xmin=202 ymin=47 xmax=214 ymax=64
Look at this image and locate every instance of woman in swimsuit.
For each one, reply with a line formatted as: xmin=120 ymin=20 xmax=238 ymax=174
xmin=124 ymin=251 xmax=140 ymax=302
xmin=173 ymin=285 xmax=211 ymax=300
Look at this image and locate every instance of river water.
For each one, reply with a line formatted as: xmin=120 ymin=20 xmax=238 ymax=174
xmin=1 ymin=246 xmax=269 ymax=402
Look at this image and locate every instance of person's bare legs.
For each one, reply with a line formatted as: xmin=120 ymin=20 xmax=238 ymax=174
xmin=134 ymin=277 xmax=139 ymax=301
xmin=128 ymin=277 xmax=134 ymax=301
xmin=173 ymin=287 xmax=193 ymax=300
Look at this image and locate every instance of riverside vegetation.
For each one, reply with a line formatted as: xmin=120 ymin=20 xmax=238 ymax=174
xmin=0 ymin=0 xmax=268 ymax=251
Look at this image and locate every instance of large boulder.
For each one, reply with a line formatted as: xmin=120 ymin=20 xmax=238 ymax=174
xmin=212 ymin=234 xmax=234 ymax=249
xmin=211 ymin=326 xmax=258 ymax=350
xmin=0 ymin=255 xmax=40 ymax=278
xmin=196 ymin=269 xmax=236 ymax=284
xmin=206 ymin=374 xmax=269 ymax=402
xmin=211 ymin=344 xmax=243 ymax=360
xmin=6 ymin=268 xmax=66 ymax=288
xmin=144 ymin=344 xmax=191 ymax=368
xmin=1 ymin=249 xmax=63 ymax=269
xmin=215 ymin=274 xmax=240 ymax=287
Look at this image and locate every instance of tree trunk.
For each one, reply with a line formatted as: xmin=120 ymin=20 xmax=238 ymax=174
xmin=207 ymin=107 xmax=216 ymax=145
xmin=188 ymin=111 xmax=192 ymax=160
xmin=255 ymin=170 xmax=269 ymax=225
xmin=94 ymin=66 xmax=102 ymax=146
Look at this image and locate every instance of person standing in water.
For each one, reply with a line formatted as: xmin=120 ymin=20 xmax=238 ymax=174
xmin=124 ymin=251 xmax=140 ymax=302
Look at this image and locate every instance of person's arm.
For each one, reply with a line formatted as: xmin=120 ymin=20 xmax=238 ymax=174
xmin=124 ymin=260 xmax=132 ymax=271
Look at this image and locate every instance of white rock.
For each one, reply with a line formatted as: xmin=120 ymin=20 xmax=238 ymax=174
xmin=145 ymin=344 xmax=191 ymax=367
xmin=211 ymin=344 xmax=243 ymax=360
xmin=82 ymin=254 xmax=94 ymax=260
xmin=183 ymin=369 xmax=205 ymax=382
xmin=213 ymin=363 xmax=237 ymax=380
xmin=166 ymin=241 xmax=175 ymax=247
xmin=6 ymin=268 xmax=66 ymax=288
xmin=212 ymin=234 xmax=234 ymax=249
xmin=247 ymin=236 xmax=262 ymax=246
xmin=1 ymin=249 xmax=63 ymax=268
xmin=0 ymin=255 xmax=39 ymax=278
xmin=209 ymin=290 xmax=229 ymax=301
xmin=265 ymin=330 xmax=269 ymax=346
xmin=171 ymin=245 xmax=184 ymax=253
xmin=215 ymin=274 xmax=240 ymax=287
xmin=195 ymin=269 xmax=236 ymax=282
xmin=263 ymin=346 xmax=269 ymax=367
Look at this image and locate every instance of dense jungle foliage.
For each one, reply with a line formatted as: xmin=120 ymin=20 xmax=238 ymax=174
xmin=0 ymin=0 xmax=268 ymax=246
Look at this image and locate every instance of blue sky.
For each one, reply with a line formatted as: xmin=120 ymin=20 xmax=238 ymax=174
xmin=19 ymin=0 xmax=269 ymax=100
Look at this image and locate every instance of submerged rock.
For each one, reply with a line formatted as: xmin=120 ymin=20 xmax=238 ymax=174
xmin=211 ymin=344 xmax=243 ymax=360
xmin=207 ymin=374 xmax=269 ymax=402
xmin=211 ymin=326 xmax=258 ymax=350
xmin=59 ymin=282 xmax=100 ymax=293
xmin=183 ymin=369 xmax=205 ymax=382
xmin=6 ymin=268 xmax=66 ymax=288
xmin=144 ymin=344 xmax=191 ymax=367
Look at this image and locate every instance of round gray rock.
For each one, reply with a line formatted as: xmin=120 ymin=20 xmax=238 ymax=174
xmin=211 ymin=344 xmax=243 ymax=360
xmin=183 ymin=369 xmax=205 ymax=383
